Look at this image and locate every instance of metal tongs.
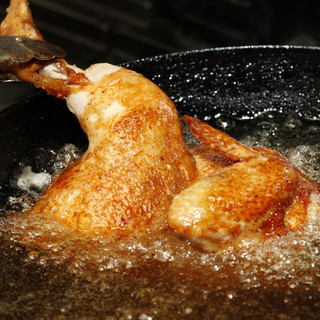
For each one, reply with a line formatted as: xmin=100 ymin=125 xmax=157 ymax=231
xmin=0 ymin=36 xmax=66 ymax=82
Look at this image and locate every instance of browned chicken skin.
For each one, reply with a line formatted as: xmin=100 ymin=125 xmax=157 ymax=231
xmin=0 ymin=0 xmax=43 ymax=40
xmin=1 ymin=0 xmax=198 ymax=235
xmin=1 ymin=0 xmax=319 ymax=250
xmin=168 ymin=116 xmax=320 ymax=252
xmin=31 ymin=67 xmax=198 ymax=234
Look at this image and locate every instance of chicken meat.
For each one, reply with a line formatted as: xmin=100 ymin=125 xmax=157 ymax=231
xmin=168 ymin=116 xmax=320 ymax=252
xmin=1 ymin=0 xmax=198 ymax=235
xmin=1 ymin=0 xmax=319 ymax=251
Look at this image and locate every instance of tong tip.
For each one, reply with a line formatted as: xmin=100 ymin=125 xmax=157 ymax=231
xmin=0 ymin=36 xmax=66 ymax=63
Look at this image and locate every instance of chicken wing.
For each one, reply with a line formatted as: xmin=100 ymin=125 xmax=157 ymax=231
xmin=168 ymin=116 xmax=320 ymax=252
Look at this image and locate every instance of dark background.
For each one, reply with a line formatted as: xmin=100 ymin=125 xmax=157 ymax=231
xmin=1 ymin=0 xmax=320 ymax=68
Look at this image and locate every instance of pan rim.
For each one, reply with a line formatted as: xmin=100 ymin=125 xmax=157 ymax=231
xmin=123 ymin=44 xmax=320 ymax=66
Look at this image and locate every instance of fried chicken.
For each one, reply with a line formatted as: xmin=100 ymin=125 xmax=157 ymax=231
xmin=1 ymin=0 xmax=319 ymax=250
xmin=168 ymin=116 xmax=320 ymax=252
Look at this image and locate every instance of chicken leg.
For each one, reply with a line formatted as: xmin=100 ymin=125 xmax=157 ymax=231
xmin=1 ymin=0 xmax=198 ymax=235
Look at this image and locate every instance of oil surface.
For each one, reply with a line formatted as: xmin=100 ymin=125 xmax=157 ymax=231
xmin=1 ymin=111 xmax=320 ymax=320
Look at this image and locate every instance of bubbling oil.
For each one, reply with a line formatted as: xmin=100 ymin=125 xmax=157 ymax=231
xmin=0 ymin=111 xmax=320 ymax=320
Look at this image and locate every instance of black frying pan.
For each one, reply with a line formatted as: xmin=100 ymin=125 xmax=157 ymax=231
xmin=1 ymin=46 xmax=320 ymax=183
xmin=0 ymin=46 xmax=320 ymax=319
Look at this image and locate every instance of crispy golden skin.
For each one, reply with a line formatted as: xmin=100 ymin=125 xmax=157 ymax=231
xmin=32 ymin=66 xmax=198 ymax=234
xmin=0 ymin=0 xmax=43 ymax=40
xmin=188 ymin=144 xmax=232 ymax=178
xmin=1 ymin=0 xmax=198 ymax=235
xmin=168 ymin=116 xmax=320 ymax=252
